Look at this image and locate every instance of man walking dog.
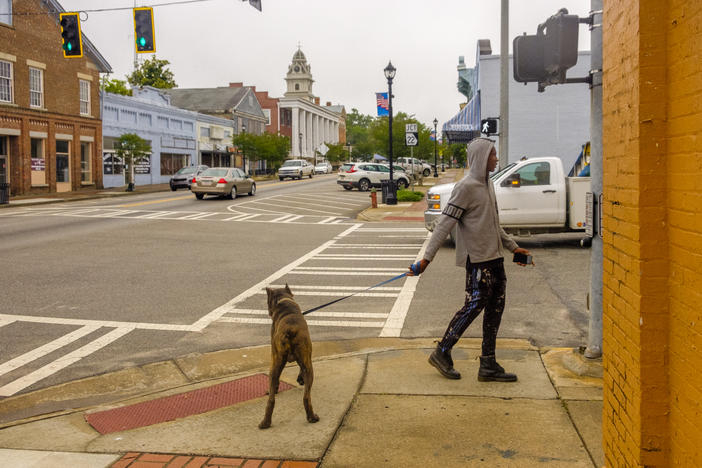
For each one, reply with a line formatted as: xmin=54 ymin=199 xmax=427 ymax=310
xmin=408 ymin=138 xmax=532 ymax=382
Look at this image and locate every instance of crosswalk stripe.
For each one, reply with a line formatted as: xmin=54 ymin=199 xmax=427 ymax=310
xmin=294 ymin=266 xmax=406 ymax=271
xmin=218 ymin=317 xmax=384 ymax=328
xmin=268 ymin=284 xmax=402 ymax=291
xmin=289 ymin=271 xmax=406 ymax=276
xmin=253 ymin=290 xmax=397 ymax=298
xmin=283 ymin=215 xmax=304 ymax=223
xmin=269 ymin=214 xmax=295 ymax=223
xmin=223 ymin=309 xmax=389 ymax=319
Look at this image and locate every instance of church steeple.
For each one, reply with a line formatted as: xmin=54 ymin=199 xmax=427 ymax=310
xmin=284 ymin=46 xmax=315 ymax=101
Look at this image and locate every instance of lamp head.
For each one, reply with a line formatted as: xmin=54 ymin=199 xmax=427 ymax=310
xmin=433 ymin=118 xmax=438 ymax=126
xmin=384 ymin=61 xmax=396 ymax=81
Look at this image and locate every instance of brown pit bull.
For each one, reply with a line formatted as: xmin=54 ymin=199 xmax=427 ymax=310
xmin=259 ymin=284 xmax=319 ymax=429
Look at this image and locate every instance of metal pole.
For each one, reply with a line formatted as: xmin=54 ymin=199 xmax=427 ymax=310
xmin=585 ymin=0 xmax=603 ymax=359
xmin=499 ymin=0 xmax=509 ymax=169
xmin=433 ymin=120 xmax=438 ymax=177
xmin=387 ymin=78 xmax=397 ymax=205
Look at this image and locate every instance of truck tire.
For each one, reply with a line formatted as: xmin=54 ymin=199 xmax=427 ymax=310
xmin=423 ymin=168 xmax=431 ymax=177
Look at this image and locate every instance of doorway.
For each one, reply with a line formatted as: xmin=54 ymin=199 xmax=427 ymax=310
xmin=56 ymin=140 xmax=71 ymax=192
xmin=0 ymin=136 xmax=8 ymax=184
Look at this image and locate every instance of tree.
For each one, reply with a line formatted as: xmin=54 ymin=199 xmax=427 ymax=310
xmin=100 ymin=75 xmax=131 ymax=95
xmin=345 ymin=108 xmax=375 ymax=161
xmin=233 ymin=132 xmax=290 ymax=173
xmin=127 ymin=57 xmax=177 ymax=89
xmin=323 ymin=142 xmax=348 ymax=165
xmin=115 ymin=133 xmax=151 ymax=191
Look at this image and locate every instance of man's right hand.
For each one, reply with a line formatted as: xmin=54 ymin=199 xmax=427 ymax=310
xmin=407 ymin=259 xmax=430 ymax=276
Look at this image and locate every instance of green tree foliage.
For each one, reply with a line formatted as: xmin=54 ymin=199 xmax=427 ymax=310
xmin=100 ymin=75 xmax=132 ymax=96
xmin=233 ymin=133 xmax=290 ymax=170
xmin=115 ymin=133 xmax=151 ymax=188
xmin=345 ymin=108 xmax=375 ymax=161
xmin=322 ymin=142 xmax=348 ymax=164
xmin=445 ymin=142 xmax=467 ymax=167
xmin=127 ymin=57 xmax=177 ymax=89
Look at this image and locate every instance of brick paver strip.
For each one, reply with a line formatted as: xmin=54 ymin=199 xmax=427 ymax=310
xmin=206 ymin=457 xmax=245 ymax=466
xmin=166 ymin=456 xmax=192 ymax=468
xmin=87 ymin=374 xmax=294 ymax=434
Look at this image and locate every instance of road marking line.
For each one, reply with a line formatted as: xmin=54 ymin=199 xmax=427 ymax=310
xmin=0 ymin=325 xmax=100 ymax=377
xmin=326 ymin=245 xmax=421 ymax=249
xmin=335 ymin=223 xmax=364 ymax=238
xmin=0 ymin=319 xmax=15 ymax=328
xmin=176 ymin=212 xmax=218 ymax=220
xmin=317 ymin=216 xmax=336 ymax=224
xmin=119 ymin=195 xmax=191 ymax=208
xmin=266 ymin=196 xmax=345 ymax=210
xmin=280 ymin=194 xmax=364 ymax=207
xmin=223 ymin=309 xmax=389 ymax=319
xmin=95 ymin=210 xmax=139 ymax=217
xmin=135 ymin=211 xmax=177 ymax=219
xmin=269 ymin=214 xmax=295 ymax=223
xmin=55 ymin=208 xmax=102 ymax=216
xmin=0 ymin=314 xmax=194 ymax=331
xmin=192 ymin=224 xmax=364 ymax=330
xmin=243 ymin=200 xmax=343 ymax=215
xmin=223 ymin=214 xmax=252 ymax=221
xmin=315 ymin=254 xmax=416 ymax=258
xmin=253 ymin=290 xmax=397 ymax=298
xmin=283 ymin=215 xmax=304 ymax=223
xmin=218 ymin=317 xmax=384 ymax=328
xmin=356 ymin=228 xmax=427 ymax=232
xmin=380 ymin=234 xmax=431 ymax=337
xmin=294 ymin=266 xmax=406 ymax=271
xmin=308 ymin=257 xmax=414 ymax=261
xmin=236 ymin=214 xmax=261 ymax=221
xmin=0 ymin=327 xmax=133 ymax=397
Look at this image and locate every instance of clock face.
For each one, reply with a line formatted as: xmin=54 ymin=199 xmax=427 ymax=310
xmin=294 ymin=66 xmax=300 ymax=72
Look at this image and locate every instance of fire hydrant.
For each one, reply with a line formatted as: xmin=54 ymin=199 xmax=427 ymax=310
xmin=370 ymin=189 xmax=378 ymax=208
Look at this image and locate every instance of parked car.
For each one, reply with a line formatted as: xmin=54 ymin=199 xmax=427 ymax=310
xmin=337 ymin=162 xmax=410 ymax=191
xmin=191 ymin=167 xmax=255 ymax=200
xmin=169 ymin=165 xmax=208 ymax=191
xmin=396 ymin=157 xmax=432 ymax=177
xmin=278 ymin=159 xmax=314 ymax=180
xmin=314 ymin=162 xmax=332 ymax=174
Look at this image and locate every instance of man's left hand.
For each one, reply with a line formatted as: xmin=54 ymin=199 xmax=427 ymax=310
xmin=513 ymin=247 xmax=534 ymax=266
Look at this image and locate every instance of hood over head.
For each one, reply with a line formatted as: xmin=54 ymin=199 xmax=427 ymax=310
xmin=466 ymin=138 xmax=495 ymax=182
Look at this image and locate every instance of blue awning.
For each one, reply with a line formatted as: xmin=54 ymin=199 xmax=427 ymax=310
xmin=442 ymin=92 xmax=481 ymax=144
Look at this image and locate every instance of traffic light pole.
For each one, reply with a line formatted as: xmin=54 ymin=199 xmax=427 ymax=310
xmin=585 ymin=1 xmax=603 ymax=359
xmin=499 ymin=0 xmax=509 ymax=169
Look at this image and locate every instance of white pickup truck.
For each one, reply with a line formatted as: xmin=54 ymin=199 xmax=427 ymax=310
xmin=424 ymin=156 xmax=591 ymax=239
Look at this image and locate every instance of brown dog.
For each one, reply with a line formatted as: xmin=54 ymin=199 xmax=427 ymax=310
xmin=259 ymin=284 xmax=319 ymax=429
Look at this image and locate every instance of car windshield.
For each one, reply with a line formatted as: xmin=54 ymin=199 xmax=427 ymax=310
xmin=176 ymin=167 xmax=196 ymax=175
xmin=490 ymin=163 xmax=517 ymax=181
xmin=282 ymin=160 xmax=302 ymax=167
xmin=201 ymin=168 xmax=229 ymax=177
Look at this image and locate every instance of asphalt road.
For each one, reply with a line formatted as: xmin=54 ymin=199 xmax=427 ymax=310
xmin=0 ymin=174 xmax=591 ymax=397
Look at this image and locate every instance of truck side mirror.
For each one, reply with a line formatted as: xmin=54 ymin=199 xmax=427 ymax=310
xmin=501 ymin=174 xmax=521 ymax=188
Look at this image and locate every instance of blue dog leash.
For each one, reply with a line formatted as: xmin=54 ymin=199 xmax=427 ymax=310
xmin=302 ymin=261 xmax=422 ymax=316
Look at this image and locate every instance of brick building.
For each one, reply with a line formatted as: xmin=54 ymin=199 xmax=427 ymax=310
xmin=0 ymin=0 xmax=111 ymax=196
xmin=602 ymin=0 xmax=702 ymax=466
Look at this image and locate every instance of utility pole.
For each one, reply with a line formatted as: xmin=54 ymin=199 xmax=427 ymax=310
xmin=499 ymin=0 xmax=509 ymax=169
xmin=585 ymin=0 xmax=603 ymax=359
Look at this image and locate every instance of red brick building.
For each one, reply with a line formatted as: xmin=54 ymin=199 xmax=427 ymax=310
xmin=0 ymin=0 xmax=112 ymax=196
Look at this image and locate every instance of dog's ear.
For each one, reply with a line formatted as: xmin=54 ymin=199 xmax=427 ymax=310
xmin=266 ymin=287 xmax=273 ymax=299
xmin=285 ymin=283 xmax=292 ymax=296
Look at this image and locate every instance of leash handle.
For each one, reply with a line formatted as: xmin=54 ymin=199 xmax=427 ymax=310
xmin=410 ymin=261 xmax=422 ymax=276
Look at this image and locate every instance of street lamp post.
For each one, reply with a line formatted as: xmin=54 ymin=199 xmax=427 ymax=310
xmin=242 ymin=123 xmax=247 ymax=174
xmin=433 ymin=118 xmax=439 ymax=177
xmin=298 ymin=132 xmax=303 ymax=158
xmin=384 ymin=61 xmax=397 ymax=205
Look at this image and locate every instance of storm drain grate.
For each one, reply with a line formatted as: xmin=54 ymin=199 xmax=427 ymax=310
xmin=85 ymin=373 xmax=293 ymax=434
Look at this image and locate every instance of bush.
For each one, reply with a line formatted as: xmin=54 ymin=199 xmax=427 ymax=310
xmin=397 ymin=189 xmax=424 ymax=202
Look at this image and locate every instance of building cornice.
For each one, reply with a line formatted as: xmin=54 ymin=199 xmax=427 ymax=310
xmin=279 ymin=98 xmax=343 ymax=121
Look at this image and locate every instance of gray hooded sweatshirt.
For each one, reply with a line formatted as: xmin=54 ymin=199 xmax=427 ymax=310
xmin=424 ymin=138 xmax=518 ymax=267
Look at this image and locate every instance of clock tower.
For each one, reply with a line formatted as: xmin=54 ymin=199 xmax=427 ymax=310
xmin=284 ymin=47 xmax=315 ymax=102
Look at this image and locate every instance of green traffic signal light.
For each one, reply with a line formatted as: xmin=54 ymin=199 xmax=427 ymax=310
xmin=133 ymin=7 xmax=155 ymax=53
xmin=59 ymin=12 xmax=83 ymax=58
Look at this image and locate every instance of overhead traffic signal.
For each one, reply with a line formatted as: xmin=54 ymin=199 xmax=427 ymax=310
xmin=59 ymin=12 xmax=83 ymax=58
xmin=133 ymin=7 xmax=155 ymax=53
xmin=513 ymin=8 xmax=579 ymax=86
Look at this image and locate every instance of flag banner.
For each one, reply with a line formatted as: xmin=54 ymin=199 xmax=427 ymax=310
xmin=376 ymin=92 xmax=389 ymax=116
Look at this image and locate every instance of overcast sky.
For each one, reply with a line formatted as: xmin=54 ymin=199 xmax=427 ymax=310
xmin=60 ymin=0 xmax=591 ymax=127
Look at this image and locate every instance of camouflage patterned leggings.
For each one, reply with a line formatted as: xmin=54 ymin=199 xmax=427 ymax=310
xmin=438 ymin=259 xmax=507 ymax=357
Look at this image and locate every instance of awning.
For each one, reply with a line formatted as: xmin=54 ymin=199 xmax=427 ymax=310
xmin=442 ymin=92 xmax=481 ymax=144
xmin=373 ymin=154 xmax=387 ymax=161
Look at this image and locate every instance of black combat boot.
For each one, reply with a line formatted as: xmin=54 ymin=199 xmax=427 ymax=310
xmin=428 ymin=345 xmax=461 ymax=379
xmin=478 ymin=355 xmax=517 ymax=382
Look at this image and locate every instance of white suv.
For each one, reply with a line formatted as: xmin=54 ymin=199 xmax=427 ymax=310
xmin=337 ymin=162 xmax=410 ymax=191
xmin=278 ymin=159 xmax=314 ymax=180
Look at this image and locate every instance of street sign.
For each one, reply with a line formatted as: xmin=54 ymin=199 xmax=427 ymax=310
xmin=405 ymin=132 xmax=418 ymax=146
xmin=318 ymin=143 xmax=329 ymax=156
xmin=405 ymin=123 xmax=418 ymax=133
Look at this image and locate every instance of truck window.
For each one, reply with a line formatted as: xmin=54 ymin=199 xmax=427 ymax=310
xmin=513 ymin=162 xmax=551 ymax=186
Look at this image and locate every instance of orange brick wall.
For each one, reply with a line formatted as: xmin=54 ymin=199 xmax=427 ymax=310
xmin=602 ymin=0 xmax=702 ymax=466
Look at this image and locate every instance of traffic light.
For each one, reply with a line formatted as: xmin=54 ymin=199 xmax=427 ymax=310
xmin=481 ymin=118 xmax=498 ymax=135
xmin=513 ymin=8 xmax=579 ymax=86
xmin=59 ymin=12 xmax=83 ymax=58
xmin=133 ymin=7 xmax=155 ymax=53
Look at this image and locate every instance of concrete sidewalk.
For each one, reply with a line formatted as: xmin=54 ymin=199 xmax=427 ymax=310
xmin=0 ymin=338 xmax=603 ymax=468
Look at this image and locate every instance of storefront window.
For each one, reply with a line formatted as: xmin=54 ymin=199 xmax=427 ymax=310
xmin=31 ymin=138 xmax=46 ymax=185
xmin=103 ymin=152 xmax=123 ymax=175
xmin=56 ymin=140 xmax=70 ymax=183
xmin=160 ymin=153 xmax=189 ymax=175
xmin=80 ymin=142 xmax=92 ymax=183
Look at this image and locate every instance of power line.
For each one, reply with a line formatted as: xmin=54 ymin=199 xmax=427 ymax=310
xmin=11 ymin=0 xmax=241 ymax=16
